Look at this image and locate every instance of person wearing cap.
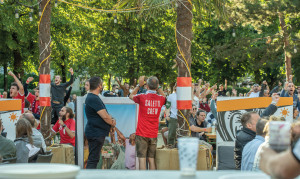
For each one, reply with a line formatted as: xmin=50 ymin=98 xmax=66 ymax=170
xmin=218 ymin=79 xmax=227 ymax=97
xmin=248 ymin=84 xmax=260 ymax=97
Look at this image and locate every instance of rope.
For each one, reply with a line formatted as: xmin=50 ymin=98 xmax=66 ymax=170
xmin=39 ymin=37 xmax=51 ymax=57
xmin=175 ymin=24 xmax=191 ymax=77
xmin=176 ymin=110 xmax=191 ymax=137
xmin=57 ymin=0 xmax=174 ymax=13
xmin=38 ymin=53 xmax=51 ymax=71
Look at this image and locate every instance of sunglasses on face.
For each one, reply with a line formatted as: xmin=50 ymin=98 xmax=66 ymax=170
xmin=193 ymin=108 xmax=197 ymax=110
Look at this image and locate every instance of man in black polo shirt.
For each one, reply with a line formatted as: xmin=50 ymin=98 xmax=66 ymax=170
xmin=189 ymin=110 xmax=212 ymax=140
xmin=85 ymin=76 xmax=116 ymax=169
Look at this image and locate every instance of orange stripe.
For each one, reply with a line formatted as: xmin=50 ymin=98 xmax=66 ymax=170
xmin=177 ymin=100 xmax=192 ymax=110
xmin=0 ymin=99 xmax=22 ymax=111
xmin=39 ymin=97 xmax=51 ymax=106
xmin=217 ymin=97 xmax=293 ymax=112
xmin=39 ymin=74 xmax=51 ymax=84
xmin=177 ymin=77 xmax=192 ymax=87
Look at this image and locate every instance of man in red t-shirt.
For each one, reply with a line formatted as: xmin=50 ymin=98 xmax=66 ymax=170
xmin=8 ymin=71 xmax=25 ymax=113
xmin=51 ymin=106 xmax=76 ymax=146
xmin=129 ymin=76 xmax=166 ymax=170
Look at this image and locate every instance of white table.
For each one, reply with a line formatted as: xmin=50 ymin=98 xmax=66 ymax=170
xmin=76 ymin=170 xmax=269 ymax=179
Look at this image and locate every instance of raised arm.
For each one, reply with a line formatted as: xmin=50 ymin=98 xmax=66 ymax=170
xmin=224 ymin=79 xmax=227 ymax=90
xmin=260 ymin=93 xmax=279 ymax=117
xmin=8 ymin=71 xmax=24 ymax=95
xmin=64 ymin=85 xmax=72 ymax=105
xmin=24 ymin=77 xmax=34 ymax=97
xmin=63 ymin=68 xmax=74 ymax=88
xmin=115 ymin=127 xmax=126 ymax=143
xmin=115 ymin=77 xmax=126 ymax=91
xmin=129 ymin=76 xmax=144 ymax=100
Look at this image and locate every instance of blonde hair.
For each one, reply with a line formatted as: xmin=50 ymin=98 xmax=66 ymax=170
xmin=262 ymin=115 xmax=282 ymax=136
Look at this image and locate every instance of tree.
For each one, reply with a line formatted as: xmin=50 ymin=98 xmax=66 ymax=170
xmin=117 ymin=0 xmax=226 ymax=136
xmin=225 ymin=0 xmax=300 ymax=80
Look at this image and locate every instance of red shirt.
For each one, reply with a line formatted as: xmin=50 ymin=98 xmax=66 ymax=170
xmin=13 ymin=92 xmax=25 ymax=113
xmin=133 ymin=91 xmax=166 ymax=138
xmin=26 ymin=93 xmax=36 ymax=106
xmin=52 ymin=118 xmax=76 ymax=146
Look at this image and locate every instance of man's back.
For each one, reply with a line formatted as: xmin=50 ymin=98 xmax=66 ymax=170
xmin=0 ymin=135 xmax=16 ymax=159
xmin=241 ymin=135 xmax=265 ymax=170
xmin=133 ymin=92 xmax=166 ymax=138
xmin=234 ymin=127 xmax=256 ymax=169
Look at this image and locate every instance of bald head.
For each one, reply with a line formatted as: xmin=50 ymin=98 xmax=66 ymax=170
xmin=22 ymin=113 xmax=36 ymax=128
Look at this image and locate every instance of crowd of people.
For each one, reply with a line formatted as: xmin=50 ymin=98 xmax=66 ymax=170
xmin=0 ymin=71 xmax=299 ymax=178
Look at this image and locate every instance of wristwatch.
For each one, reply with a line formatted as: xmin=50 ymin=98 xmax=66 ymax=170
xmin=62 ymin=124 xmax=67 ymax=128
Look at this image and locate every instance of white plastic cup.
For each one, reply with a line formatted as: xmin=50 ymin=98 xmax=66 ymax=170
xmin=269 ymin=121 xmax=291 ymax=152
xmin=178 ymin=137 xmax=199 ymax=176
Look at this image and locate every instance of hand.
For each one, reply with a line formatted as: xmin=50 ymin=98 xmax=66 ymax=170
xmin=232 ymin=88 xmax=237 ymax=96
xmin=212 ymin=84 xmax=217 ymax=89
xmin=278 ymin=81 xmax=282 ymax=86
xmin=198 ymin=79 xmax=202 ymax=84
xmin=271 ymin=93 xmax=280 ymax=104
xmin=58 ymin=118 xmax=64 ymax=126
xmin=225 ymin=79 xmax=227 ymax=84
xmin=284 ymin=82 xmax=289 ymax=91
xmin=111 ymin=119 xmax=116 ymax=127
xmin=115 ymin=77 xmax=119 ymax=81
xmin=134 ymin=79 xmax=137 ymax=83
xmin=263 ymin=80 xmax=267 ymax=85
xmin=289 ymin=75 xmax=293 ymax=82
xmin=8 ymin=71 xmax=15 ymax=77
xmin=138 ymin=76 xmax=145 ymax=87
xmin=69 ymin=68 xmax=74 ymax=75
xmin=27 ymin=77 xmax=34 ymax=84
xmin=199 ymin=132 xmax=205 ymax=136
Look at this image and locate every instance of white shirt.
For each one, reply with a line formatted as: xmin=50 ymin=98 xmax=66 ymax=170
xmin=167 ymin=93 xmax=177 ymax=119
xmin=249 ymin=92 xmax=260 ymax=98
xmin=193 ymin=96 xmax=200 ymax=109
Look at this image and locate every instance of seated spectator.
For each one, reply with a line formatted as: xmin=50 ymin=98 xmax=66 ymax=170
xmin=218 ymin=79 xmax=227 ymax=97
xmin=14 ymin=119 xmax=41 ymax=163
xmin=260 ymin=138 xmax=300 ymax=179
xmin=248 ymin=84 xmax=260 ymax=97
xmin=189 ymin=110 xmax=212 ymax=141
xmin=104 ymin=84 xmax=119 ymax=97
xmin=22 ymin=113 xmax=46 ymax=153
xmin=252 ymin=116 xmax=281 ymax=171
xmin=0 ymin=119 xmax=16 ymax=160
xmin=110 ymin=127 xmax=126 ymax=170
xmin=67 ymin=96 xmax=75 ymax=112
xmin=200 ymin=97 xmax=210 ymax=112
xmin=234 ymin=93 xmax=279 ymax=169
xmin=241 ymin=119 xmax=268 ymax=170
xmin=125 ymin=133 xmax=136 ymax=170
xmin=51 ymin=107 xmax=76 ymax=147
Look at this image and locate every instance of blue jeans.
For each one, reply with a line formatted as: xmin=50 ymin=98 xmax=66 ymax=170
xmin=86 ymin=136 xmax=105 ymax=169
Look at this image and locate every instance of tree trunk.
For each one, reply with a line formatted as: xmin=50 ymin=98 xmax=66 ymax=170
xmin=39 ymin=0 xmax=52 ymax=146
xmin=176 ymin=1 xmax=193 ymax=137
xmin=3 ymin=62 xmax=7 ymax=91
xmin=279 ymin=13 xmax=291 ymax=80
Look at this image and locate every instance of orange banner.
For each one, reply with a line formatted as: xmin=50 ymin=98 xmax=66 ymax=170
xmin=177 ymin=100 xmax=192 ymax=110
xmin=39 ymin=97 xmax=51 ymax=107
xmin=177 ymin=77 xmax=192 ymax=87
xmin=39 ymin=74 xmax=51 ymax=84
xmin=0 ymin=99 xmax=22 ymax=111
xmin=217 ymin=97 xmax=293 ymax=112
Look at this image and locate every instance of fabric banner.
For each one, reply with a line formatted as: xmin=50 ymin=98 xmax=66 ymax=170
xmin=216 ymin=97 xmax=293 ymax=143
